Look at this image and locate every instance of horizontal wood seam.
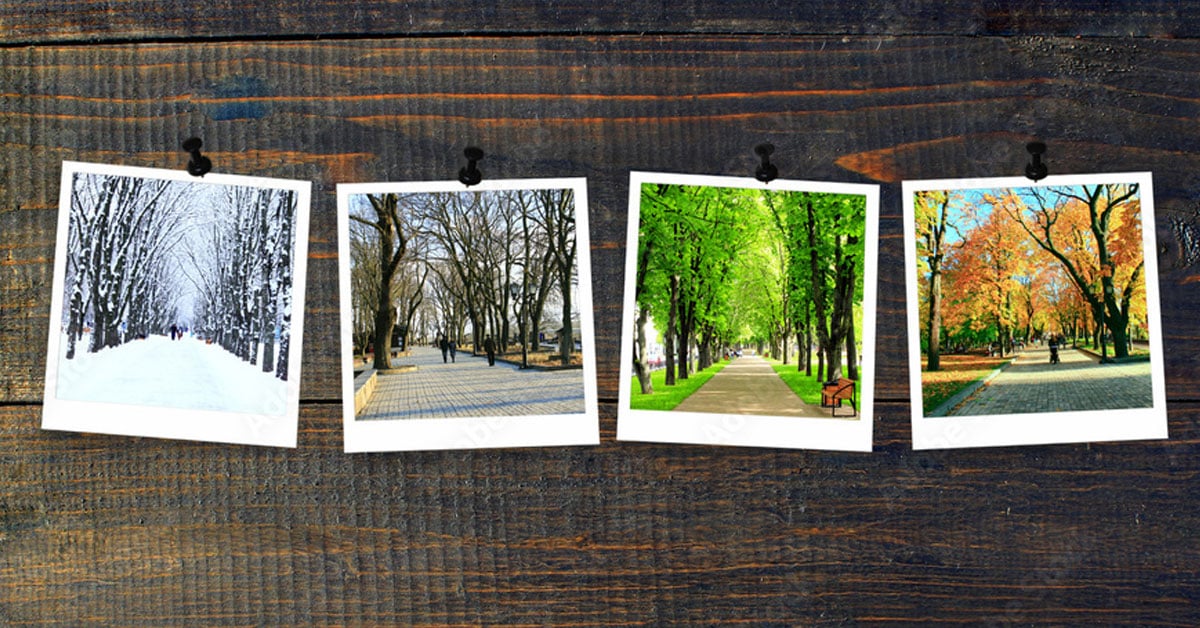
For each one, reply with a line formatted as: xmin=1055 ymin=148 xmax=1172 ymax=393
xmin=1 ymin=29 xmax=1196 ymax=51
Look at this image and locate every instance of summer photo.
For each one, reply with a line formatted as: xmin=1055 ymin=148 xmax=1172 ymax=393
xmin=618 ymin=173 xmax=877 ymax=452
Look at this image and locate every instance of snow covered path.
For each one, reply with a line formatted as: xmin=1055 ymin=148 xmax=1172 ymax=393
xmin=56 ymin=335 xmax=289 ymax=416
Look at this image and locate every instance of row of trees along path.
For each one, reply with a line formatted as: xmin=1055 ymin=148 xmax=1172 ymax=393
xmin=350 ymin=188 xmax=578 ymax=369
xmin=917 ymin=183 xmax=1146 ymax=369
xmin=631 ymin=183 xmax=866 ymax=398
xmin=61 ymin=172 xmax=298 ymax=380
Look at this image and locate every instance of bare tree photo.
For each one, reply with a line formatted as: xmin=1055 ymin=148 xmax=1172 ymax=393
xmin=339 ymin=178 xmax=599 ymax=453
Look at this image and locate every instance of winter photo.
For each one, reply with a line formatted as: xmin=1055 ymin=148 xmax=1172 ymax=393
xmin=339 ymin=178 xmax=598 ymax=452
xmin=905 ymin=173 xmax=1167 ymax=450
xmin=617 ymin=173 xmax=878 ymax=452
xmin=42 ymin=162 xmax=311 ymax=447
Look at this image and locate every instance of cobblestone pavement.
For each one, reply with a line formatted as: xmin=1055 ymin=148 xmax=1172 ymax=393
xmin=947 ymin=344 xmax=1153 ymax=416
xmin=671 ymin=355 xmax=849 ymax=418
xmin=357 ymin=345 xmax=586 ymax=421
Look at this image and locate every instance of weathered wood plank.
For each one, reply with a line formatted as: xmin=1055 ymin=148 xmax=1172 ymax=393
xmin=2 ymin=1 xmax=1200 ymax=44
xmin=4 ymin=36 xmax=1200 ymax=405
xmin=2 ymin=7 xmax=1199 ymax=627
xmin=2 ymin=401 xmax=1198 ymax=624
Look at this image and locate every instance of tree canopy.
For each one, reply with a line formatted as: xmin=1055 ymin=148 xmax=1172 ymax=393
xmin=631 ymin=182 xmax=869 ymax=395
xmin=914 ymin=183 xmax=1148 ymax=364
xmin=62 ymin=171 xmax=300 ymax=381
xmin=348 ymin=187 xmax=581 ymax=367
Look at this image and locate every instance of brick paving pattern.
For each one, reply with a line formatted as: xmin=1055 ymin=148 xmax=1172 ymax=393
xmin=672 ymin=354 xmax=850 ymax=418
xmin=947 ymin=344 xmax=1153 ymax=416
xmin=357 ymin=345 xmax=586 ymax=421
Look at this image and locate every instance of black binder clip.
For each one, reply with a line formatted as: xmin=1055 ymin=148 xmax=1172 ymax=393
xmin=182 ymin=137 xmax=212 ymax=177
xmin=754 ymin=143 xmax=778 ymax=183
xmin=458 ymin=147 xmax=483 ymax=186
xmin=1024 ymin=141 xmax=1048 ymax=181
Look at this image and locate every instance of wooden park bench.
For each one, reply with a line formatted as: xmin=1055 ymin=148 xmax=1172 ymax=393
xmin=821 ymin=378 xmax=857 ymax=417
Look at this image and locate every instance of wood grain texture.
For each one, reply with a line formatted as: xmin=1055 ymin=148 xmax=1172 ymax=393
xmin=5 ymin=37 xmax=1200 ymax=404
xmin=3 ymin=402 xmax=1200 ymax=625
xmin=2 ymin=17 xmax=1200 ymax=628
xmin=3 ymin=1 xmax=1200 ymax=43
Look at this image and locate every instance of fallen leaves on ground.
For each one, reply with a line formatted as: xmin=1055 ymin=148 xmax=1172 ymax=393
xmin=921 ymin=353 xmax=1009 ymax=412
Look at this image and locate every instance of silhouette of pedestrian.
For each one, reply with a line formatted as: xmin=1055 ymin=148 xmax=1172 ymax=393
xmin=170 ymin=324 xmax=179 ymax=340
xmin=449 ymin=339 xmax=457 ymax=363
xmin=484 ymin=335 xmax=496 ymax=366
xmin=438 ymin=334 xmax=449 ymax=363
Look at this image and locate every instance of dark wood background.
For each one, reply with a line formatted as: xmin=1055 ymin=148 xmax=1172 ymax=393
xmin=3 ymin=2 xmax=1200 ymax=624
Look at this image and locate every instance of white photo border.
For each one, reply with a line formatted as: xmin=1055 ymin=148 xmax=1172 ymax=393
xmin=904 ymin=172 xmax=1168 ymax=450
xmin=338 ymin=177 xmax=600 ymax=453
xmin=616 ymin=172 xmax=878 ymax=452
xmin=42 ymin=161 xmax=312 ymax=448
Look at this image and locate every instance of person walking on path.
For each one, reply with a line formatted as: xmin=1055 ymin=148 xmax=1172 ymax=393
xmin=449 ymin=338 xmax=457 ymax=363
xmin=438 ymin=334 xmax=449 ymax=364
xmin=946 ymin=342 xmax=1152 ymax=416
xmin=483 ymin=335 xmax=496 ymax=366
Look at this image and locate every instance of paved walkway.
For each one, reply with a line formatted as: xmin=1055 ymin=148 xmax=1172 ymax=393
xmin=672 ymin=355 xmax=848 ymax=418
xmin=947 ymin=345 xmax=1153 ymax=416
xmin=356 ymin=345 xmax=585 ymax=421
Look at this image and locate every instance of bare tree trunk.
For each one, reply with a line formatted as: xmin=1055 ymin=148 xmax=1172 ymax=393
xmin=633 ymin=308 xmax=653 ymax=395
xmin=665 ymin=275 xmax=678 ymax=386
xmin=676 ymin=300 xmax=691 ymax=381
xmin=817 ymin=347 xmax=826 ymax=383
xmin=559 ymin=283 xmax=573 ymax=366
xmin=926 ymin=268 xmax=943 ymax=371
xmin=804 ymin=316 xmax=812 ymax=377
xmin=845 ymin=307 xmax=858 ymax=380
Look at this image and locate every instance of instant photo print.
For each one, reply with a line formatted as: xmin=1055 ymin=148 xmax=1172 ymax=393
xmin=904 ymin=172 xmax=1168 ymax=449
xmin=338 ymin=177 xmax=600 ymax=452
xmin=42 ymin=161 xmax=311 ymax=447
xmin=617 ymin=172 xmax=879 ymax=452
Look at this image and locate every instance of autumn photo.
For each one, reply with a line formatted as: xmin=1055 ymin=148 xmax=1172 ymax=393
xmin=42 ymin=162 xmax=311 ymax=447
xmin=618 ymin=173 xmax=877 ymax=452
xmin=905 ymin=173 xmax=1167 ymax=450
xmin=339 ymin=178 xmax=598 ymax=452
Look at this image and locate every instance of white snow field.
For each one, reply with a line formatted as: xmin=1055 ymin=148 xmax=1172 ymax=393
xmin=56 ymin=334 xmax=289 ymax=417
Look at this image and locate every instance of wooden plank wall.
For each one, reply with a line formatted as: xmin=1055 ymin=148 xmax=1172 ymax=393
xmin=3 ymin=2 xmax=1200 ymax=624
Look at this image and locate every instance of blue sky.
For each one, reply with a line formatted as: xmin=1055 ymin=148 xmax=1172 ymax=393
xmin=942 ymin=187 xmax=995 ymax=245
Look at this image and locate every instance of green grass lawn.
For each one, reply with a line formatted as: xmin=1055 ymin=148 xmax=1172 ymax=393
xmin=628 ymin=361 xmax=728 ymax=411
xmin=1077 ymin=343 xmax=1151 ymax=362
xmin=764 ymin=359 xmax=825 ymax=405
